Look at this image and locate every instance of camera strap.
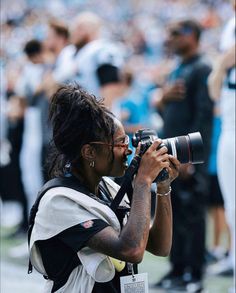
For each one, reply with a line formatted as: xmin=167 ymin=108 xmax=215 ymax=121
xmin=110 ymin=155 xmax=142 ymax=211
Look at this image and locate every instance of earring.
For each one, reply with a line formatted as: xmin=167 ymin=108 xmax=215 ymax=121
xmin=64 ymin=162 xmax=71 ymax=174
xmin=89 ymin=161 xmax=95 ymax=168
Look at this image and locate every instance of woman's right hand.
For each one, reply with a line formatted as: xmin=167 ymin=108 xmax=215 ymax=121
xmin=135 ymin=139 xmax=170 ymax=185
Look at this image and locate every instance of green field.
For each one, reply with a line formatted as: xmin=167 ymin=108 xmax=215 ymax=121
xmin=1 ymin=225 xmax=234 ymax=293
xmin=139 ymin=251 xmax=234 ymax=293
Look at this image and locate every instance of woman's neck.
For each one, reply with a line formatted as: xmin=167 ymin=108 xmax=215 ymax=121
xmin=71 ymin=167 xmax=101 ymax=196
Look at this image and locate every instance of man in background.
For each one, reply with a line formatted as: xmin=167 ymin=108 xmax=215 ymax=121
xmin=36 ymin=20 xmax=69 ymax=181
xmin=153 ymin=19 xmax=213 ymax=292
xmin=207 ymin=0 xmax=235 ymax=284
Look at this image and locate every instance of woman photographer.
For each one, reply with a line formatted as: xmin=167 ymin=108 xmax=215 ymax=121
xmin=28 ymin=84 xmax=180 ymax=293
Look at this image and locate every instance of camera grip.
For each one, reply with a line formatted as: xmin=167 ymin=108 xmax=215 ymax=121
xmin=154 ymin=168 xmax=169 ymax=183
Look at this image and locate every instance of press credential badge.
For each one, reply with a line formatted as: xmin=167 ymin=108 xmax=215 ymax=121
xmin=120 ymin=272 xmax=149 ymax=293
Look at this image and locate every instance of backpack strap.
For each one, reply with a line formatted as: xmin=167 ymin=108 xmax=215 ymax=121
xmin=27 ymin=176 xmax=92 ymax=274
xmin=110 ymin=155 xmax=141 ymax=211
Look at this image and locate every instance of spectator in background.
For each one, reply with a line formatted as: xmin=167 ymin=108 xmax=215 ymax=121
xmin=118 ymin=69 xmax=147 ymax=139
xmin=36 ymin=20 xmax=69 ymax=181
xmin=41 ymin=12 xmax=104 ymax=91
xmin=14 ymin=39 xmax=45 ymax=206
xmin=0 ymin=58 xmax=9 ymax=167
xmin=0 ymin=95 xmax=28 ymax=237
xmin=38 ymin=19 xmax=70 ymax=96
xmin=206 ymin=103 xmax=231 ymax=264
xmin=116 ymin=68 xmax=163 ymax=155
xmin=17 ymin=39 xmax=46 ymax=101
xmin=153 ymin=19 xmax=213 ymax=292
xmin=207 ymin=1 xmax=235 ymax=282
xmin=38 ymin=12 xmax=126 ymax=110
xmin=69 ymin=12 xmax=126 ymax=106
xmin=27 ymin=12 xmax=101 ymax=95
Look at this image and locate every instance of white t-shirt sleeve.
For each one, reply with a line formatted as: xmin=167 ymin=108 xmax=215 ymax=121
xmin=220 ymin=17 xmax=236 ymax=52
xmin=96 ymin=43 xmax=125 ymax=67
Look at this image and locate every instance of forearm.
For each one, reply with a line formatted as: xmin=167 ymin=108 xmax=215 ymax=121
xmin=118 ymin=178 xmax=152 ymax=261
xmin=147 ymin=185 xmax=172 ymax=256
xmin=86 ymin=178 xmax=152 ymax=263
xmin=209 ymin=45 xmax=236 ymax=101
xmin=208 ymin=62 xmax=225 ymax=101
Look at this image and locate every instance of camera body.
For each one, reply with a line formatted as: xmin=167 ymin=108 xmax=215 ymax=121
xmin=132 ymin=128 xmax=204 ymax=183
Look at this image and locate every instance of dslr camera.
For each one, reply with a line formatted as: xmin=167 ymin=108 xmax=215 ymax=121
xmin=132 ymin=129 xmax=204 ymax=182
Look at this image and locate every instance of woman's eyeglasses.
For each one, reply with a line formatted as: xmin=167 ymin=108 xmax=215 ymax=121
xmin=90 ymin=134 xmax=130 ymax=148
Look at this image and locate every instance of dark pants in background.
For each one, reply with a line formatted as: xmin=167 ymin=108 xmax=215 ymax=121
xmin=170 ymin=175 xmax=207 ymax=279
xmin=0 ymin=119 xmax=28 ymax=231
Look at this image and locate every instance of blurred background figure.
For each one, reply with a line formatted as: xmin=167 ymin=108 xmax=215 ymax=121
xmin=205 ymin=101 xmax=231 ymax=266
xmin=207 ymin=0 xmax=235 ymax=286
xmin=15 ymin=39 xmax=45 ymax=207
xmin=35 ymin=19 xmax=69 ymax=182
xmin=38 ymin=18 xmax=70 ymax=96
xmin=67 ymin=11 xmax=127 ymax=108
xmin=152 ymin=19 xmax=213 ymax=292
xmin=0 ymin=95 xmax=28 ymax=237
xmin=40 ymin=11 xmax=127 ymax=110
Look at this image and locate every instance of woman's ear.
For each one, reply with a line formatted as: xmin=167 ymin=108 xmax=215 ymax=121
xmin=81 ymin=144 xmax=96 ymax=161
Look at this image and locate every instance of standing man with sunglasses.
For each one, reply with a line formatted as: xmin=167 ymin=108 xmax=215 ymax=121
xmin=153 ymin=20 xmax=213 ymax=292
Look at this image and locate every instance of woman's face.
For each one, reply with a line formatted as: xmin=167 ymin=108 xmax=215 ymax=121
xmin=94 ymin=120 xmax=132 ymax=178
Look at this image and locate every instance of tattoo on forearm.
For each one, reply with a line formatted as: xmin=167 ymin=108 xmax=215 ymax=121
xmin=86 ymin=182 xmax=152 ymax=261
xmin=122 ymin=183 xmax=151 ymax=248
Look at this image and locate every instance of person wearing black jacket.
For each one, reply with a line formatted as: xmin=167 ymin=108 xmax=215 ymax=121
xmin=154 ymin=20 xmax=213 ymax=292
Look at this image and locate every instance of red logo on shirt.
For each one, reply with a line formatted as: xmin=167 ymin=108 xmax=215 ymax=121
xmin=81 ymin=220 xmax=94 ymax=229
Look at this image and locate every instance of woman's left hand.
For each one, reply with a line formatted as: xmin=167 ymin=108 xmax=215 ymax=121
xmin=157 ymin=155 xmax=180 ymax=189
xmin=167 ymin=155 xmax=180 ymax=182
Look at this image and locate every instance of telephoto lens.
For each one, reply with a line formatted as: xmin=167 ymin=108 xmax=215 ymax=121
xmin=162 ymin=132 xmax=204 ymax=164
xmin=132 ymin=128 xmax=204 ymax=164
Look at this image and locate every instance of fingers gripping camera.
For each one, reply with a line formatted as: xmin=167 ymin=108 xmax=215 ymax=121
xmin=132 ymin=129 xmax=204 ymax=183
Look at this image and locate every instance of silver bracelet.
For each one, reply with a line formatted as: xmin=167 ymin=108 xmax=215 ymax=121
xmin=156 ymin=186 xmax=172 ymax=197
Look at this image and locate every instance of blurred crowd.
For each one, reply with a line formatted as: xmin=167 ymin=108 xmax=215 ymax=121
xmin=0 ymin=0 xmax=235 ymax=292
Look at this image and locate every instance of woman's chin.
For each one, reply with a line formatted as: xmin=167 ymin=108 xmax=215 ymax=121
xmin=117 ymin=168 xmax=126 ymax=178
xmin=110 ymin=164 xmax=128 ymax=178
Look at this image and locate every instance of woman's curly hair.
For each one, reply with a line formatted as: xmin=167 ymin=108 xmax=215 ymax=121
xmin=47 ymin=83 xmax=115 ymax=178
